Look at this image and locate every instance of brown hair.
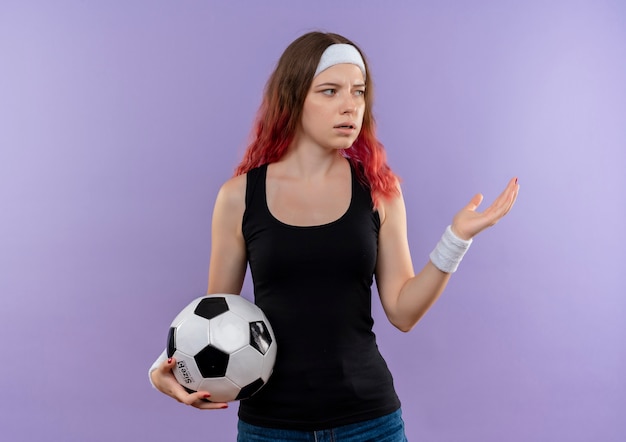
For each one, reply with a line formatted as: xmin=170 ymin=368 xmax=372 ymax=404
xmin=235 ymin=31 xmax=399 ymax=205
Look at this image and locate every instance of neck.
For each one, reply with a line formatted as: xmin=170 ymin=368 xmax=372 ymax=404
xmin=277 ymin=138 xmax=347 ymax=180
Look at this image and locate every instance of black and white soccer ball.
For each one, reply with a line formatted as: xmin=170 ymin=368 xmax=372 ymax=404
xmin=167 ymin=294 xmax=277 ymax=403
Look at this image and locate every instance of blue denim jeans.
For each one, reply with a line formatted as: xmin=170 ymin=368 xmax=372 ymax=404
xmin=237 ymin=408 xmax=407 ymax=442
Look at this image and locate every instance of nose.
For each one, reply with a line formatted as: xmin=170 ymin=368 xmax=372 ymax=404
xmin=341 ymin=93 xmax=357 ymax=114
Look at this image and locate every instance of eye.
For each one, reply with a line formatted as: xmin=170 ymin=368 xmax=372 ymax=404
xmin=322 ymin=89 xmax=336 ymax=96
xmin=354 ymin=89 xmax=365 ymax=97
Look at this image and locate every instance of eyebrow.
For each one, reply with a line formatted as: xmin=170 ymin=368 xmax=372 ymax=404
xmin=314 ymin=82 xmax=366 ymax=88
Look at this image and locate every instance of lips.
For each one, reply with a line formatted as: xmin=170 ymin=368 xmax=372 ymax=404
xmin=334 ymin=122 xmax=356 ymax=129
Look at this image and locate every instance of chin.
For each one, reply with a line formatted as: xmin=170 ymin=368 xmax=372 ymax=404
xmin=322 ymin=137 xmax=358 ymax=151
xmin=330 ymin=146 xmax=352 ymax=153
xmin=334 ymin=140 xmax=358 ymax=151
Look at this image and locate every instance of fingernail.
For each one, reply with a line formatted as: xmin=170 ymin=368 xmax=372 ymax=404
xmin=515 ymin=178 xmax=518 ymax=184
xmin=220 ymin=404 xmax=229 ymax=409
xmin=167 ymin=358 xmax=172 ymax=364
xmin=203 ymin=394 xmax=211 ymax=399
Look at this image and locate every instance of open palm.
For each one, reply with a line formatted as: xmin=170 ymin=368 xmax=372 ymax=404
xmin=451 ymin=178 xmax=519 ymax=241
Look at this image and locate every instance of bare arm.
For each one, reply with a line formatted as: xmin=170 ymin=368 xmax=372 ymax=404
xmin=207 ymin=174 xmax=248 ymax=295
xmin=376 ymin=178 xmax=519 ymax=332
xmin=149 ymin=174 xmax=249 ymax=409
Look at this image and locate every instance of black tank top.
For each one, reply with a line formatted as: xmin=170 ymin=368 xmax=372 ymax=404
xmin=238 ymin=162 xmax=401 ymax=430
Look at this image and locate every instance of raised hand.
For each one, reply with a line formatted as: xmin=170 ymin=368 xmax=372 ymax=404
xmin=451 ymin=177 xmax=519 ymax=241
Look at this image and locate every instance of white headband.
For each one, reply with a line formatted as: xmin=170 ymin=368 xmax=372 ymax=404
xmin=314 ymin=43 xmax=366 ymax=79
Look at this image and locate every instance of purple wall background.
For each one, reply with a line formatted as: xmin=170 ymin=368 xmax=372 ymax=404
xmin=1 ymin=1 xmax=624 ymax=441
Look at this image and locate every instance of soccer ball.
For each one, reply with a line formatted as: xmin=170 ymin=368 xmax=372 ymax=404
xmin=167 ymin=294 xmax=277 ymax=403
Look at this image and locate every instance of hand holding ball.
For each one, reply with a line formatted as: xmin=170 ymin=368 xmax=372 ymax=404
xmin=167 ymin=294 xmax=277 ymax=403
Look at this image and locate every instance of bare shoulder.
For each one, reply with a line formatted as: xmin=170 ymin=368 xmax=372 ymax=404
xmin=376 ymin=182 xmax=405 ymax=226
xmin=215 ymin=174 xmax=247 ymax=212
xmin=209 ymin=174 xmax=249 ymax=294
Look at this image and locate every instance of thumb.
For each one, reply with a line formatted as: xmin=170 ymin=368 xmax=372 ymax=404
xmin=163 ymin=356 xmax=176 ymax=371
xmin=466 ymin=193 xmax=484 ymax=212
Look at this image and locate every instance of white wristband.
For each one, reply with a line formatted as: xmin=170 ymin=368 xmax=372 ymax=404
xmin=429 ymin=225 xmax=472 ymax=273
xmin=148 ymin=349 xmax=168 ymax=389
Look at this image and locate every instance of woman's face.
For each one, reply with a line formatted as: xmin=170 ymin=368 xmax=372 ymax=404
xmin=298 ymin=63 xmax=366 ymax=151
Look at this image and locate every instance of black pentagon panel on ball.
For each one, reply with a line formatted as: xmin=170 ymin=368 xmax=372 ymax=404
xmin=194 ymin=297 xmax=229 ymax=320
xmin=194 ymin=344 xmax=230 ymax=378
xmin=166 ymin=327 xmax=176 ymax=358
xmin=249 ymin=321 xmax=272 ymax=355
xmin=236 ymin=378 xmax=265 ymax=401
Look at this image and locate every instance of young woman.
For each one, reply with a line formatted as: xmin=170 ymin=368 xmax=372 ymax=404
xmin=150 ymin=31 xmax=519 ymax=441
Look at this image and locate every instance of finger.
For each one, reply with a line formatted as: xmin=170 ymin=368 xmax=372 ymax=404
xmin=194 ymin=400 xmax=230 ymax=410
xmin=497 ymin=178 xmax=519 ymax=215
xmin=150 ymin=356 xmax=176 ymax=390
xmin=465 ymin=193 xmax=484 ymax=212
xmin=507 ymin=176 xmax=518 ymax=188
xmin=502 ymin=181 xmax=519 ymax=214
xmin=158 ymin=358 xmax=229 ymax=410
xmin=486 ymin=179 xmax=519 ymax=220
xmin=494 ymin=179 xmax=516 ymax=205
xmin=181 ymin=390 xmax=211 ymax=404
xmin=488 ymin=178 xmax=517 ymax=209
xmin=160 ymin=356 xmax=176 ymax=371
xmin=182 ymin=391 xmax=230 ymax=410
